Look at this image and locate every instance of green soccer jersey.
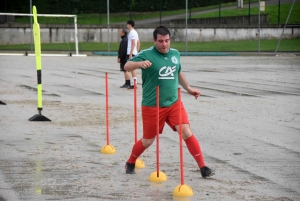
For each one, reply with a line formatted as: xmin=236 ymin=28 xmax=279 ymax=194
xmin=129 ymin=46 xmax=182 ymax=107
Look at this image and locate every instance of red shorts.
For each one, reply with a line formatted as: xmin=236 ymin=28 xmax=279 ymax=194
xmin=142 ymin=101 xmax=189 ymax=139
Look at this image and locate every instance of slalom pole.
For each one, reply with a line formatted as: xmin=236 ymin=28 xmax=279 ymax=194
xmin=134 ymin=79 xmax=145 ymax=168
xmin=149 ymin=86 xmax=167 ymax=182
xmin=173 ymin=88 xmax=193 ymax=197
xmin=134 ymin=79 xmax=138 ymax=143
xmin=106 ymin=72 xmax=109 ymax=146
xmin=28 ymin=6 xmax=50 ymax=122
xmin=156 ymin=86 xmax=160 ymax=177
xmin=179 ymin=88 xmax=184 ymax=185
xmin=100 ymin=73 xmax=116 ymax=154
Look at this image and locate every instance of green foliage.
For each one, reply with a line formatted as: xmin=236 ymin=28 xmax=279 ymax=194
xmin=1 ymin=0 xmax=237 ymax=14
xmin=12 ymin=0 xmax=258 ymax=25
xmin=192 ymin=3 xmax=300 ymax=24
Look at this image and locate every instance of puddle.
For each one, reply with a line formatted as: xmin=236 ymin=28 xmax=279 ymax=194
xmin=58 ymin=85 xmax=104 ymax=96
xmin=51 ymin=73 xmax=74 ymax=79
xmin=18 ymin=85 xmax=60 ymax=97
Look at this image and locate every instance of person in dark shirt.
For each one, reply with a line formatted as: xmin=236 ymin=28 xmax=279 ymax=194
xmin=118 ymin=28 xmax=130 ymax=88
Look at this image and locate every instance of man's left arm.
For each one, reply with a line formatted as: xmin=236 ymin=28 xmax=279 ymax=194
xmin=178 ymin=72 xmax=200 ymax=99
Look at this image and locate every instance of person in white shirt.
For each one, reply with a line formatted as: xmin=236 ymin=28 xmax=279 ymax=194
xmin=126 ymin=20 xmax=140 ymax=89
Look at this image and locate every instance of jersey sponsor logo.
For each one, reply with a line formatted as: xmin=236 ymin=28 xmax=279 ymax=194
xmin=159 ymin=66 xmax=176 ymax=79
xmin=171 ymin=56 xmax=178 ymax=64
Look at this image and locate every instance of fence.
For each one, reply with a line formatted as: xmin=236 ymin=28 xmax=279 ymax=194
xmin=169 ymin=14 xmax=269 ymax=25
xmin=0 ymin=1 xmax=296 ymax=26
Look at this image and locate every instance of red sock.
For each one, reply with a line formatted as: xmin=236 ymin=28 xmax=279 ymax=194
xmin=127 ymin=140 xmax=146 ymax=163
xmin=184 ymin=135 xmax=206 ymax=168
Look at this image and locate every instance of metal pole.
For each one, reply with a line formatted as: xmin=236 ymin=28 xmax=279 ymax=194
xmin=258 ymin=0 xmax=260 ymax=55
xmin=30 ymin=0 xmax=33 ymax=53
xmin=160 ymin=0 xmax=162 ymax=25
xmin=278 ymin=0 xmax=281 ymax=25
xmin=99 ymin=0 xmax=102 ymax=24
xmin=189 ymin=0 xmax=192 ymax=24
xmin=275 ymin=0 xmax=295 ymax=54
xmin=74 ymin=16 xmax=79 ymax=55
xmin=219 ymin=0 xmax=221 ymax=24
xmin=107 ymin=0 xmax=110 ymax=55
xmin=185 ymin=0 xmax=188 ymax=55
xmin=130 ymin=0 xmax=132 ymax=20
xmin=69 ymin=0 xmax=71 ymax=24
xmin=248 ymin=0 xmax=250 ymax=24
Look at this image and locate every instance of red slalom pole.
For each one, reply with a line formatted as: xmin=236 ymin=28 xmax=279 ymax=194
xmin=106 ymin=72 xmax=109 ymax=145
xmin=100 ymin=73 xmax=115 ymax=154
xmin=178 ymin=88 xmax=184 ymax=185
xmin=156 ymin=86 xmax=160 ymax=177
xmin=134 ymin=79 xmax=145 ymax=168
xmin=149 ymin=85 xmax=167 ymax=182
xmin=134 ymin=79 xmax=138 ymax=143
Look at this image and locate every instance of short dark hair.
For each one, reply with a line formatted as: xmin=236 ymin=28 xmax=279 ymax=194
xmin=153 ymin=26 xmax=171 ymax=40
xmin=127 ymin=20 xmax=135 ymax=27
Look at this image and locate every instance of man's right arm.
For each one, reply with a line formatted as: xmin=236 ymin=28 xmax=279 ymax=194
xmin=124 ymin=61 xmax=141 ymax=71
xmin=137 ymin=40 xmax=140 ymax=52
xmin=129 ymin=39 xmax=136 ymax=58
xmin=124 ymin=60 xmax=152 ymax=71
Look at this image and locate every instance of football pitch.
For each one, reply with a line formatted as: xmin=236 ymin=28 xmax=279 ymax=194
xmin=0 ymin=55 xmax=300 ymax=201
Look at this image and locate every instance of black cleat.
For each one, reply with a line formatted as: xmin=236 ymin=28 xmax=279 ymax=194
xmin=127 ymin=85 xmax=134 ymax=89
xmin=200 ymin=166 xmax=215 ymax=178
xmin=120 ymin=84 xmax=130 ymax=88
xmin=125 ymin=162 xmax=136 ymax=174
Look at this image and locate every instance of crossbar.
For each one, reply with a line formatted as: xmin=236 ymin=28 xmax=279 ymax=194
xmin=0 ymin=13 xmax=76 ymax=17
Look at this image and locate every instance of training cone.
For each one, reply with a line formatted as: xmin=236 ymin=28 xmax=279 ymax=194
xmin=149 ymin=171 xmax=167 ymax=182
xmin=173 ymin=184 xmax=194 ymax=197
xmin=135 ymin=158 xmax=145 ymax=168
xmin=100 ymin=145 xmax=116 ymax=154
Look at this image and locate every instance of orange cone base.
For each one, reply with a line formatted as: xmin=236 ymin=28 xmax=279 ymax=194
xmin=173 ymin=184 xmax=193 ymax=197
xmin=100 ymin=145 xmax=116 ymax=154
xmin=135 ymin=158 xmax=145 ymax=169
xmin=149 ymin=171 xmax=168 ymax=182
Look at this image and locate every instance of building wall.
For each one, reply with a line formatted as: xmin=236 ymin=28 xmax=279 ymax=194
xmin=0 ymin=27 xmax=299 ymax=45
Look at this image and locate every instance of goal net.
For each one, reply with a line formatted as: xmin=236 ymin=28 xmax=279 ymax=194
xmin=0 ymin=13 xmax=79 ymax=55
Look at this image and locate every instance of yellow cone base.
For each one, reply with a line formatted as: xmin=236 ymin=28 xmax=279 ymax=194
xmin=135 ymin=158 xmax=145 ymax=169
xmin=100 ymin=145 xmax=116 ymax=154
xmin=173 ymin=184 xmax=193 ymax=197
xmin=149 ymin=171 xmax=168 ymax=182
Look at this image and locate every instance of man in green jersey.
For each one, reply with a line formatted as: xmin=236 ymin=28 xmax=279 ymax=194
xmin=124 ymin=26 xmax=215 ymax=178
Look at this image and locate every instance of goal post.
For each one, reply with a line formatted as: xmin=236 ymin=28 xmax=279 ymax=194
xmin=0 ymin=13 xmax=79 ymax=55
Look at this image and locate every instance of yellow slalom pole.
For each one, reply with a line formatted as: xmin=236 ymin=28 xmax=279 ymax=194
xmin=28 ymin=6 xmax=50 ymax=122
xmin=33 ymin=6 xmax=42 ymax=111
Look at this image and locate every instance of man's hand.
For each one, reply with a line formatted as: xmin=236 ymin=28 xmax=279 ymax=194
xmin=117 ymin=58 xmax=120 ymax=63
xmin=139 ymin=60 xmax=152 ymax=69
xmin=187 ymin=87 xmax=201 ymax=99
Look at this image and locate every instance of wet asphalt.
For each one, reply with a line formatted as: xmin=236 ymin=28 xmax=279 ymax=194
xmin=0 ymin=55 xmax=300 ymax=201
